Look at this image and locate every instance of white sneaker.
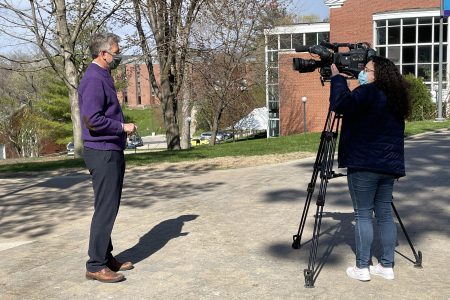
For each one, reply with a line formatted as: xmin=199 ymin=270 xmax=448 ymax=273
xmin=370 ymin=263 xmax=395 ymax=280
xmin=346 ymin=266 xmax=371 ymax=281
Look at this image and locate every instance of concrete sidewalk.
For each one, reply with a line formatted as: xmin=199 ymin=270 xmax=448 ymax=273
xmin=0 ymin=130 xmax=449 ymax=299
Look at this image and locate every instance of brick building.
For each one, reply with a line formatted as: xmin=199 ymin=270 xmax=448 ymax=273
xmin=117 ymin=60 xmax=161 ymax=108
xmin=265 ymin=0 xmax=448 ymax=137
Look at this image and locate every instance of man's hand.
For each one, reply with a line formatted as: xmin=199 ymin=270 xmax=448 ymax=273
xmin=123 ymin=123 xmax=137 ymax=134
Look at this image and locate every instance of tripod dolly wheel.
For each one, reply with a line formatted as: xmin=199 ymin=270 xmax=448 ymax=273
xmin=414 ymin=251 xmax=423 ymax=268
xmin=292 ymin=235 xmax=301 ymax=249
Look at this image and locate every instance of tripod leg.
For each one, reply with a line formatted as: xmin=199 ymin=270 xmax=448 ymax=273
xmin=292 ymin=111 xmax=342 ymax=288
xmin=391 ymin=201 xmax=423 ymax=268
xmin=292 ymin=186 xmax=314 ymax=249
xmin=303 ymin=132 xmax=336 ymax=288
xmin=292 ymin=120 xmax=330 ymax=249
xmin=304 ymin=203 xmax=325 ymax=288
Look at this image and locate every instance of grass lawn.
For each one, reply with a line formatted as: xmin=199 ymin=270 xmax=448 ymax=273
xmin=122 ymin=107 xmax=164 ymax=136
xmin=404 ymin=118 xmax=450 ymax=136
xmin=0 ymin=119 xmax=448 ymax=174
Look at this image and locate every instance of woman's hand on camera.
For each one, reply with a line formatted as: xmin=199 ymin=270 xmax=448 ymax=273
xmin=331 ymin=64 xmax=351 ymax=78
xmin=331 ymin=64 xmax=340 ymax=77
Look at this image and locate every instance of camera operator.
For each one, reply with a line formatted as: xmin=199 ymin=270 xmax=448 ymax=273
xmin=329 ymin=56 xmax=411 ymax=281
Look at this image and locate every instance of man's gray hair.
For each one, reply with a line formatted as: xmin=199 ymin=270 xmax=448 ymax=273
xmin=89 ymin=33 xmax=120 ymax=59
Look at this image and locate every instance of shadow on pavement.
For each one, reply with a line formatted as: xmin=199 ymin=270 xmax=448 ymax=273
xmin=0 ymin=160 xmax=220 ymax=239
xmin=268 ymin=211 xmax=355 ymax=262
xmin=116 ymin=214 xmax=199 ymax=264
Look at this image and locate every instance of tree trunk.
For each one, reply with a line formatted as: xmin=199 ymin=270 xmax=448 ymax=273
xmin=163 ymin=97 xmax=180 ymax=150
xmin=63 ymin=51 xmax=82 ymax=158
xmin=209 ymin=107 xmax=223 ymax=146
xmin=181 ymin=70 xmax=192 ymax=149
xmin=190 ymin=106 xmax=198 ymax=138
xmin=181 ymin=101 xmax=191 ymax=149
xmin=54 ymin=0 xmax=83 ymax=157
xmin=161 ymin=76 xmax=180 ymax=150
xmin=68 ymin=87 xmax=82 ymax=157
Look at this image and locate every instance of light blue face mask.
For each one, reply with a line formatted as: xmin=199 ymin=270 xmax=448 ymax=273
xmin=358 ymin=70 xmax=369 ymax=85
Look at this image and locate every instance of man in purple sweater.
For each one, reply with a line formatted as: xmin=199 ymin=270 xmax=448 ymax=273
xmin=79 ymin=33 xmax=136 ymax=283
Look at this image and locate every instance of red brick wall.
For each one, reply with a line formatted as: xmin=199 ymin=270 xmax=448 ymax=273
xmin=279 ymin=53 xmax=330 ymax=135
xmin=139 ymin=64 xmax=151 ymax=106
xmin=120 ymin=63 xmax=161 ymax=108
xmin=278 ymin=0 xmax=440 ymax=135
xmin=126 ymin=64 xmax=138 ymax=107
xmin=330 ymin=0 xmax=438 ymax=43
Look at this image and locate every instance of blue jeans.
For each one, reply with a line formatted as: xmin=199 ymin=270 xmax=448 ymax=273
xmin=347 ymin=170 xmax=397 ymax=268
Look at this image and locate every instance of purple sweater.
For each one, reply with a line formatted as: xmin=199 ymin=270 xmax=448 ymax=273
xmin=78 ymin=63 xmax=126 ymax=150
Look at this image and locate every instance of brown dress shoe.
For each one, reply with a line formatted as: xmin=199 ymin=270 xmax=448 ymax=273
xmin=86 ymin=267 xmax=124 ymax=283
xmin=107 ymin=257 xmax=134 ymax=272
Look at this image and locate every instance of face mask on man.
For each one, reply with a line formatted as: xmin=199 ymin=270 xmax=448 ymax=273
xmin=107 ymin=53 xmax=122 ymax=70
xmin=358 ymin=70 xmax=369 ymax=85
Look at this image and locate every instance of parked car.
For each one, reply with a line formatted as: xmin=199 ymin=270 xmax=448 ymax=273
xmin=199 ymin=132 xmax=212 ymax=140
xmin=126 ymin=134 xmax=144 ymax=149
xmin=66 ymin=142 xmax=74 ymax=156
xmin=200 ymin=131 xmax=227 ymax=142
xmin=220 ymin=131 xmax=234 ymax=140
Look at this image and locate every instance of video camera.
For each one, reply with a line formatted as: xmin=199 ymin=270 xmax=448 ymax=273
xmin=293 ymin=41 xmax=376 ymax=85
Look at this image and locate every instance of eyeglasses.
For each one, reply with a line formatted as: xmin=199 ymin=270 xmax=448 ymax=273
xmin=364 ymin=67 xmax=375 ymax=72
xmin=103 ymin=50 xmax=121 ymax=56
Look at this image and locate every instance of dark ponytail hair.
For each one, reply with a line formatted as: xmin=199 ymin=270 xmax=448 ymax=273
xmin=372 ymin=56 xmax=411 ymax=120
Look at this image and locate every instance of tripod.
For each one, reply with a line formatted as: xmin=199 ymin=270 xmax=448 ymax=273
xmin=292 ymin=109 xmax=422 ymax=288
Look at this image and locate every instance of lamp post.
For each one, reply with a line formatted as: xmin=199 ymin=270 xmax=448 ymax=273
xmin=436 ymin=0 xmax=445 ymax=121
xmin=301 ymin=96 xmax=307 ymax=134
xmin=186 ymin=117 xmax=192 ymax=149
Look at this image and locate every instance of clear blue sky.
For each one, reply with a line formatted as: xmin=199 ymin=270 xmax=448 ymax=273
xmin=291 ymin=0 xmax=329 ymax=20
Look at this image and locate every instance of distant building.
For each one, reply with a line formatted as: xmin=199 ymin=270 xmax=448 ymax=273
xmin=265 ymin=22 xmax=330 ymax=137
xmin=265 ymin=0 xmax=448 ymax=137
xmin=116 ymin=58 xmax=161 ymax=108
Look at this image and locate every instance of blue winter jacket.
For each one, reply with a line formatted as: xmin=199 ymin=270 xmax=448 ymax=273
xmin=329 ymin=75 xmax=406 ymax=177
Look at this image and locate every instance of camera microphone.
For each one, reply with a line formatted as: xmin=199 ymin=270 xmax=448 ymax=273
xmin=319 ymin=41 xmax=339 ymax=51
xmin=295 ymin=45 xmax=312 ymax=52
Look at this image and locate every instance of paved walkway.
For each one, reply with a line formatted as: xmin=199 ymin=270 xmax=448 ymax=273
xmin=0 ymin=130 xmax=449 ymax=299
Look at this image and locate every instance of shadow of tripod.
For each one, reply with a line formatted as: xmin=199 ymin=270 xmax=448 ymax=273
xmin=291 ymin=110 xmax=422 ymax=288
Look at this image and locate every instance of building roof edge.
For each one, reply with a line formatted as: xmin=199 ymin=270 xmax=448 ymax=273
xmin=324 ymin=0 xmax=347 ymax=9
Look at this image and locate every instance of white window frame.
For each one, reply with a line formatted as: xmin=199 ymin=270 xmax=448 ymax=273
xmin=373 ymin=9 xmax=449 ymax=89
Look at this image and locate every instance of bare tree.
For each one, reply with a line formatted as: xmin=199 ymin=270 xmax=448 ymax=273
xmin=131 ymin=0 xmax=205 ymax=150
xmin=0 ymin=0 xmax=125 ymax=157
xmin=189 ymin=0 xmax=271 ymax=145
xmin=0 ymin=65 xmax=43 ymax=157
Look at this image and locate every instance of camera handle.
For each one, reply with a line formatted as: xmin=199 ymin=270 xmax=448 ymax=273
xmin=291 ymin=109 xmax=422 ymax=288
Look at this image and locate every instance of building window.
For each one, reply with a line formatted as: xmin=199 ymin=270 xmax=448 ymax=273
xmin=305 ymin=32 xmax=317 ymax=45
xmin=267 ymin=31 xmax=330 ymax=51
xmin=269 ymin=119 xmax=279 ymax=137
xmin=375 ymin=14 xmax=448 ymax=88
xmin=267 ymin=35 xmax=278 ymax=50
xmin=292 ymin=33 xmax=303 ymax=50
xmin=318 ymin=32 xmax=330 ymax=43
xmin=280 ymin=34 xmax=292 ymax=49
